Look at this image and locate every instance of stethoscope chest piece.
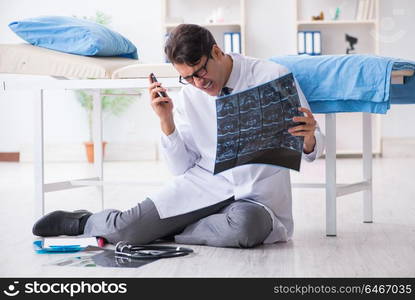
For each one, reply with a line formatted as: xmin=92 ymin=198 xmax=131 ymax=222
xmin=114 ymin=241 xmax=194 ymax=259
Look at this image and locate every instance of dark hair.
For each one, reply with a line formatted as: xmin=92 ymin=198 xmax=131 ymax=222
xmin=164 ymin=24 xmax=217 ymax=66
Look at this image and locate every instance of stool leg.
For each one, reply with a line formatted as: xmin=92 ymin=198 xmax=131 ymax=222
xmin=325 ymin=113 xmax=337 ymax=236
xmin=363 ymin=113 xmax=373 ymax=223
xmin=92 ymin=90 xmax=104 ymax=210
xmin=34 ymin=89 xmax=45 ymax=220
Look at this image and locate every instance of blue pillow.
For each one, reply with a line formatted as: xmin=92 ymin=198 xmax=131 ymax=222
xmin=9 ymin=16 xmax=138 ymax=59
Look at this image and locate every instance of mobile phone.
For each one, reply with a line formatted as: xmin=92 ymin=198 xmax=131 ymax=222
xmin=150 ymin=73 xmax=168 ymax=98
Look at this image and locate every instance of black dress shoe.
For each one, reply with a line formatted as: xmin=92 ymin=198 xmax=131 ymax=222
xmin=32 ymin=210 xmax=92 ymax=237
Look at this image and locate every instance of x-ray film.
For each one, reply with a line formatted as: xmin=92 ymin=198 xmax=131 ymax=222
xmin=214 ymin=73 xmax=304 ymax=174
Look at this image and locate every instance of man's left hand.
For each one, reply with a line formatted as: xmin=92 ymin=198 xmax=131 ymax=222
xmin=288 ymin=107 xmax=316 ymax=154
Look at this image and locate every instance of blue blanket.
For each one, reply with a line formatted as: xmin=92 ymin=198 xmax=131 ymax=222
xmin=270 ymin=55 xmax=415 ymax=114
xmin=390 ymin=61 xmax=415 ymax=105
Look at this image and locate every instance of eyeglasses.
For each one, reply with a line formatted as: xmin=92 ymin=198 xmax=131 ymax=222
xmin=179 ymin=56 xmax=210 ymax=85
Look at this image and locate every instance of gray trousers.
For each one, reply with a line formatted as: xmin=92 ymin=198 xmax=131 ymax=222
xmin=84 ymin=198 xmax=272 ymax=248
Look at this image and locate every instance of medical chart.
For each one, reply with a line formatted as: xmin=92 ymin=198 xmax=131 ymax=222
xmin=214 ymin=73 xmax=304 ymax=174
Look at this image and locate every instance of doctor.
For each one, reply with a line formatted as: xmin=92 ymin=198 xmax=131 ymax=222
xmin=33 ymin=24 xmax=324 ymax=248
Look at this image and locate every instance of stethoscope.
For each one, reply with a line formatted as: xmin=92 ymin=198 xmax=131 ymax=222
xmin=114 ymin=241 xmax=194 ymax=259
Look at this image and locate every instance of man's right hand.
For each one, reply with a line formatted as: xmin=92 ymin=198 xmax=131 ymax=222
xmin=148 ymin=79 xmax=175 ymax=136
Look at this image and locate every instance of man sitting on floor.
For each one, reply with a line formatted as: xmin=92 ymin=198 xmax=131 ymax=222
xmin=33 ymin=24 xmax=324 ymax=248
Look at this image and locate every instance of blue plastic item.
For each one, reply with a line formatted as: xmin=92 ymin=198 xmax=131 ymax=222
xmin=9 ymin=16 xmax=138 ymax=59
xmin=33 ymin=240 xmax=85 ymax=254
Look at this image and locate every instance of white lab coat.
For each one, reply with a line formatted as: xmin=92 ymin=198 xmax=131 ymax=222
xmin=149 ymin=53 xmax=325 ymax=243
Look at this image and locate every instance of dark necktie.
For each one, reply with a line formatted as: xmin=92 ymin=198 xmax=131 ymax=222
xmin=220 ymin=87 xmax=233 ymax=96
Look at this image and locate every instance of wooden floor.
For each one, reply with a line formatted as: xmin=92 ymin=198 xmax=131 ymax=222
xmin=0 ymin=156 xmax=414 ymax=277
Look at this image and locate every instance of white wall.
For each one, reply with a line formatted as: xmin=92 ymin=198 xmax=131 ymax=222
xmin=245 ymin=0 xmax=297 ymax=58
xmin=378 ymin=0 xmax=415 ymax=139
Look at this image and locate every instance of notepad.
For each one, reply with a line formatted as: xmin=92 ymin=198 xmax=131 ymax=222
xmin=43 ymin=237 xmax=98 ymax=248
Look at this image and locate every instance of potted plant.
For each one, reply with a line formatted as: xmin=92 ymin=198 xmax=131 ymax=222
xmin=76 ymin=89 xmax=138 ymax=163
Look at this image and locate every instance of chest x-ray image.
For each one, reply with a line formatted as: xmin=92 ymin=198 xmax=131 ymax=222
xmin=214 ymin=73 xmax=304 ymax=174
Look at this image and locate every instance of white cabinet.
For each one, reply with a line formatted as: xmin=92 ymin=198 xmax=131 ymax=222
xmin=161 ymin=0 xmax=246 ymax=56
xmin=295 ymin=0 xmax=382 ymax=155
